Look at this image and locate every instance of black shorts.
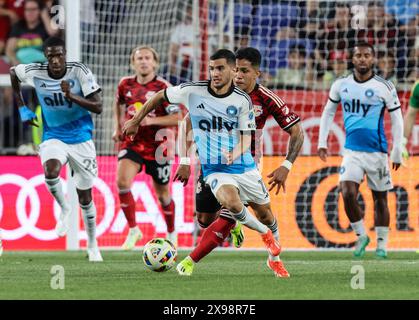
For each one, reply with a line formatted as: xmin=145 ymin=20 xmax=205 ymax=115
xmin=195 ymin=172 xmax=221 ymax=214
xmin=118 ymin=148 xmax=171 ymax=185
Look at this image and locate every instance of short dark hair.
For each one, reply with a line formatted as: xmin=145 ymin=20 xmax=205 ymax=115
xmin=235 ymin=47 xmax=261 ymax=68
xmin=351 ymin=42 xmax=375 ymax=57
xmin=43 ymin=37 xmax=66 ymax=52
xmin=210 ymin=49 xmax=236 ymax=66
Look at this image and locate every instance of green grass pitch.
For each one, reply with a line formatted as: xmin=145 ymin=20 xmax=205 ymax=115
xmin=0 ymin=250 xmax=418 ymax=299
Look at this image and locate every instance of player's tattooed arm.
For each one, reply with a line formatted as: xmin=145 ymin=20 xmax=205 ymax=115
xmin=285 ymin=122 xmax=304 ymax=164
xmin=9 ymin=67 xmax=38 ymax=127
xmin=123 ymin=89 xmax=166 ymax=137
xmin=61 ymin=80 xmax=102 ymax=114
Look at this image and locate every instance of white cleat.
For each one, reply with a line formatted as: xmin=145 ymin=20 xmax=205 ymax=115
xmin=55 ymin=206 xmax=70 ymax=237
xmin=167 ymin=231 xmax=178 ymax=248
xmin=121 ymin=227 xmax=143 ymax=250
xmin=87 ymin=247 xmax=103 ymax=262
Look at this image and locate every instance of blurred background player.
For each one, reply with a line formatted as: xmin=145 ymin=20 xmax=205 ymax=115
xmin=10 ymin=36 xmax=103 ymax=261
xmin=123 ymin=49 xmax=281 ymax=276
xmin=402 ymin=80 xmax=419 ymax=161
xmin=113 ymin=46 xmax=182 ymax=249
xmin=174 ymin=47 xmax=303 ymax=277
xmin=318 ymin=42 xmax=403 ymax=259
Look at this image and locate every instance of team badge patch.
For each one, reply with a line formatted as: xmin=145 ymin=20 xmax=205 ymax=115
xmin=211 ymin=179 xmax=218 ymax=190
xmin=226 ymin=105 xmax=238 ymax=116
xmin=365 ymin=89 xmax=374 ymax=98
xmin=339 ymin=166 xmax=346 ymax=174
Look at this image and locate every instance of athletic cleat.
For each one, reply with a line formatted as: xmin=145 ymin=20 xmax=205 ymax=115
xmin=230 ymin=222 xmax=245 ymax=248
xmin=261 ymin=230 xmax=281 ymax=256
xmin=267 ymin=258 xmax=290 ymax=278
xmin=375 ymin=249 xmax=387 ymax=259
xmin=167 ymin=231 xmax=178 ymax=248
xmin=353 ymin=235 xmax=370 ymax=258
xmin=55 ymin=206 xmax=71 ymax=237
xmin=176 ymin=257 xmax=194 ymax=276
xmin=87 ymin=246 xmax=103 ymax=262
xmin=121 ymin=227 xmax=143 ymax=250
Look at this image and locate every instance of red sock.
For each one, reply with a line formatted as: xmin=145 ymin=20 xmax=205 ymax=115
xmin=162 ymin=199 xmax=175 ymax=233
xmin=119 ymin=191 xmax=137 ymax=228
xmin=190 ymin=216 xmax=235 ymax=263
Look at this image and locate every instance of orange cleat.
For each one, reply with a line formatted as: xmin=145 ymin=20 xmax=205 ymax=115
xmin=267 ymin=259 xmax=290 ymax=278
xmin=261 ymin=230 xmax=281 ymax=256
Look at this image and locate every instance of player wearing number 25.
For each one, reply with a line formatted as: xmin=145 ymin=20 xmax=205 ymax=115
xmin=10 ymin=36 xmax=103 ymax=262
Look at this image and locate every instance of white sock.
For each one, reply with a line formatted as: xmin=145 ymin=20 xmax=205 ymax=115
xmin=81 ymin=201 xmax=97 ymax=248
xmin=129 ymin=226 xmax=139 ymax=233
xmin=232 ymin=206 xmax=269 ymax=234
xmin=45 ymin=177 xmax=69 ymax=212
xmin=350 ymin=219 xmax=366 ymax=237
xmin=267 ymin=218 xmax=280 ymax=261
xmin=375 ymin=226 xmax=389 ymax=250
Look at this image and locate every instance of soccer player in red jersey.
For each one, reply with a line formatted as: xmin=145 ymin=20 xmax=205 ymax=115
xmin=113 ymin=46 xmax=182 ymax=249
xmin=175 ymin=47 xmax=304 ymax=277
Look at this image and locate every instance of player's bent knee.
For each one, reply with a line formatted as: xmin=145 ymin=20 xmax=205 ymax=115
xmin=77 ymin=189 xmax=92 ymax=206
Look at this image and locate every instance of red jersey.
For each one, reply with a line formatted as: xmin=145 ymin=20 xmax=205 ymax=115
xmin=248 ymin=84 xmax=300 ymax=158
xmin=0 ymin=0 xmax=25 ymax=40
xmin=116 ymin=75 xmax=180 ymax=160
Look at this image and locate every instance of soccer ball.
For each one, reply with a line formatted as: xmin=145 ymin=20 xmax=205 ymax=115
xmin=142 ymin=238 xmax=177 ymax=272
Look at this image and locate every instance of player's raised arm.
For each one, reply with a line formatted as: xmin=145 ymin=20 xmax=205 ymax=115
xmin=318 ymin=81 xmax=341 ymax=162
xmin=60 ymin=80 xmax=102 ymax=114
xmin=9 ymin=66 xmax=38 ymax=127
xmin=122 ymin=89 xmax=167 ymax=137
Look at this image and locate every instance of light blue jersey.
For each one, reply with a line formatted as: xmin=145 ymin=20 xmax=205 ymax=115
xmin=165 ymin=80 xmax=257 ymax=177
xmin=15 ymin=62 xmax=101 ymax=144
xmin=329 ymin=73 xmax=401 ymax=153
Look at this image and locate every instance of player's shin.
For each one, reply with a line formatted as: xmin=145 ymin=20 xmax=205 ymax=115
xmin=189 ymin=216 xmax=235 ymax=263
xmin=232 ymin=206 xmax=269 ymax=234
xmin=80 ymin=201 xmax=98 ymax=248
xmin=267 ymin=218 xmax=280 ymax=261
xmin=118 ymin=189 xmax=137 ymax=228
xmin=162 ymin=199 xmax=176 ymax=233
xmin=45 ymin=177 xmax=69 ymax=212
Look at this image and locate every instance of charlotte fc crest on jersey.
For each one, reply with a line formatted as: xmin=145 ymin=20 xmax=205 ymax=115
xmin=226 ymin=105 xmax=238 ymax=116
xmin=365 ymin=89 xmax=374 ymax=98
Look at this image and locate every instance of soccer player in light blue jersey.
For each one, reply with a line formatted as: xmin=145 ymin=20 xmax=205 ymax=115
xmin=318 ymin=42 xmax=404 ymax=259
xmin=10 ymin=37 xmax=103 ymax=261
xmin=123 ymin=49 xmax=281 ymax=275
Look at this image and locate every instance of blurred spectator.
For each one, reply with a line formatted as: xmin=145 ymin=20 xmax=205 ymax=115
xmin=377 ymin=51 xmax=398 ymax=86
xmin=357 ymin=1 xmax=399 ymax=53
xmin=322 ymin=50 xmax=349 ymax=88
xmin=5 ymin=0 xmax=58 ymax=66
xmin=0 ymin=0 xmax=25 ymax=55
xmin=268 ymin=44 xmax=310 ymax=88
xmin=261 ymin=27 xmax=313 ymax=79
xmin=384 ymin=0 xmax=418 ymax=28
xmin=169 ymin=5 xmax=194 ymax=84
